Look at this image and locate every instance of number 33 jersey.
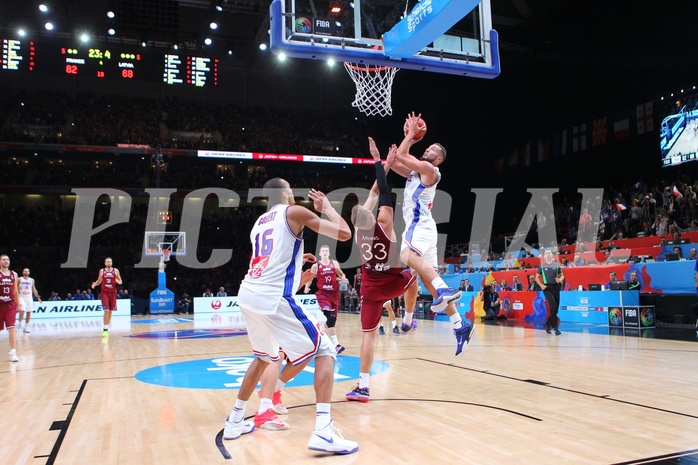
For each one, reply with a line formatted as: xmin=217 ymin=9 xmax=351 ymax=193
xmin=356 ymin=222 xmax=403 ymax=282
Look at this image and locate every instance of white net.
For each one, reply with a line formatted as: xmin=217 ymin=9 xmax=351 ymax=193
xmin=344 ymin=63 xmax=398 ymax=117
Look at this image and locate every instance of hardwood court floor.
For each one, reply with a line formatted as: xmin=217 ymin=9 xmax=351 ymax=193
xmin=1 ymin=314 xmax=698 ymax=465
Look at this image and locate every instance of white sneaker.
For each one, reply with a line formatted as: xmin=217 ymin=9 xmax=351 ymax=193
xmin=23 ymin=328 xmax=30 ymax=333
xmin=308 ymin=420 xmax=358 ymax=455
xmin=9 ymin=352 xmax=18 ymax=362
xmin=223 ymin=419 xmax=255 ymax=440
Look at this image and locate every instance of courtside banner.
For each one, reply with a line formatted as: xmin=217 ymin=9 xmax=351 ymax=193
xmin=194 ymin=295 xmax=321 ymax=314
xmin=31 ymin=299 xmax=132 ymax=319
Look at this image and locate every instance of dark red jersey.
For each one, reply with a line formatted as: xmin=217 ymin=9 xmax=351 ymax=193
xmin=356 ymin=222 xmax=402 ymax=283
xmin=102 ymin=268 xmax=118 ymax=293
xmin=316 ymin=261 xmax=338 ymax=294
xmin=0 ymin=270 xmax=17 ymax=304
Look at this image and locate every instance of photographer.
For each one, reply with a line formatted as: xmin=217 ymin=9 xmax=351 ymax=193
xmin=177 ymin=293 xmax=191 ymax=315
xmin=481 ymin=284 xmax=502 ymax=320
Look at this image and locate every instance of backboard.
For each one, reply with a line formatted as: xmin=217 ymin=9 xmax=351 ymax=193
xmin=270 ymin=0 xmax=500 ymax=78
xmin=144 ymin=231 xmax=187 ymax=256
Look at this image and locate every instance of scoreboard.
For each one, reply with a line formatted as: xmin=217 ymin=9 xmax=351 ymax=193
xmin=0 ymin=38 xmax=218 ymax=87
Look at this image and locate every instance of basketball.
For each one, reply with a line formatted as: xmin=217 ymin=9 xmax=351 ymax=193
xmin=404 ymin=117 xmax=427 ymax=142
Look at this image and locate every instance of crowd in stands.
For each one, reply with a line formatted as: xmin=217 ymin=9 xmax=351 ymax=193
xmin=2 ymin=90 xmax=698 ymax=307
xmin=0 ymin=90 xmax=368 ymax=157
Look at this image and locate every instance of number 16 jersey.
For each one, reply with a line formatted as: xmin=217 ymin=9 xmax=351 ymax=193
xmin=239 ymin=204 xmax=304 ymax=314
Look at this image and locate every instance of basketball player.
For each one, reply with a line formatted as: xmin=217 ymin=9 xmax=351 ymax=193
xmin=0 ymin=254 xmax=20 ymax=362
xmin=346 ymin=139 xmax=418 ymax=402
xmin=90 ymin=257 xmax=123 ymax=337
xmin=17 ymin=268 xmax=42 ymax=333
xmin=223 ymin=180 xmax=358 ymax=455
xmin=304 ymin=245 xmax=349 ymax=354
xmin=391 ymin=113 xmax=473 ymax=355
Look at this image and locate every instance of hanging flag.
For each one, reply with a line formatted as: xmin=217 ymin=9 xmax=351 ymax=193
xmin=507 ymin=147 xmax=519 ymax=169
xmin=592 ymin=117 xmax=607 ymax=147
xmin=522 ymin=142 xmax=531 ymax=167
xmin=613 ymin=114 xmax=630 ymax=141
xmin=615 ymin=203 xmax=627 ymax=211
xmin=572 ymin=124 xmax=587 ymax=152
xmin=537 ymin=138 xmax=551 ymax=162
xmin=633 ymin=181 xmax=642 ymax=190
xmin=636 ymin=101 xmax=654 ymax=135
xmin=673 ymin=185 xmax=683 ymax=198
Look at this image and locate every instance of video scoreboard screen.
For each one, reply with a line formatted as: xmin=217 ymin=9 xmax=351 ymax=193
xmin=2 ymin=39 xmax=35 ymax=71
xmin=0 ymin=37 xmax=218 ymax=87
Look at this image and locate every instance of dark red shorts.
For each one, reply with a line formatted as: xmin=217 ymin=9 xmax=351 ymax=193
xmin=316 ymin=292 xmax=339 ymax=316
xmin=0 ymin=302 xmax=18 ymax=329
xmin=360 ymin=270 xmax=416 ymax=331
xmin=101 ymin=292 xmax=117 ymax=311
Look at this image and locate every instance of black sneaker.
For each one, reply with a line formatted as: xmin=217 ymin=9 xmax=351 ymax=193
xmin=378 ymin=325 xmax=385 ymax=335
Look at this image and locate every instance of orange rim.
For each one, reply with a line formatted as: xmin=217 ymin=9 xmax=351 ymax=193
xmin=344 ymin=62 xmax=394 ymax=72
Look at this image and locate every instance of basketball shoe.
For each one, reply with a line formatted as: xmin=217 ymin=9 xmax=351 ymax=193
xmin=308 ymin=420 xmax=359 ymax=455
xmin=454 ymin=322 xmax=474 ymax=356
xmin=401 ymin=319 xmax=418 ymax=333
xmin=378 ymin=325 xmax=385 ymax=335
xmin=392 ymin=325 xmax=400 ymax=334
xmin=345 ymin=385 xmax=370 ymax=402
xmin=9 ymin=350 xmax=18 ymax=362
xmin=335 ymin=344 xmax=345 ymax=354
xmin=257 ymin=389 xmax=288 ymax=415
xmin=223 ymin=418 xmax=255 ymax=440
xmin=254 ymin=408 xmax=290 ymax=430
xmin=431 ymin=288 xmax=463 ymax=312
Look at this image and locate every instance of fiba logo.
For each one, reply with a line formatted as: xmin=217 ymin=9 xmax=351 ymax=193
xmin=295 ymin=17 xmax=312 ymax=33
xmin=624 ymin=308 xmax=637 ymax=317
xmin=211 ymin=299 xmax=222 ymax=310
xmin=608 ymin=307 xmax=623 ymax=326
xmin=502 ymin=298 xmax=511 ymax=311
xmin=640 ymin=307 xmax=655 ymax=327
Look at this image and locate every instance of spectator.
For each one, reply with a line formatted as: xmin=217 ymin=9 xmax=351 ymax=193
xmin=605 ymin=271 xmax=618 ymax=290
xmin=217 ymin=286 xmax=227 ymax=297
xmin=511 ymin=275 xmax=524 ymax=291
xmin=203 ymin=288 xmax=213 ymax=297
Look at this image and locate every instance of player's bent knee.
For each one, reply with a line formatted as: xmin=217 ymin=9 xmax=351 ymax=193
xmin=324 ymin=312 xmax=337 ymax=327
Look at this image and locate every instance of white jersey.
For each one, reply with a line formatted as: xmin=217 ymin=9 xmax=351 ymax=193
xmin=239 ymin=204 xmax=303 ymax=314
xmin=19 ymin=277 xmax=34 ymax=297
xmin=402 ymin=167 xmax=440 ymax=238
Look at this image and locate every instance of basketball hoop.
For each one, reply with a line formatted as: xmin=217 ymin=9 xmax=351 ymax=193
xmin=162 ymin=250 xmax=171 ymax=262
xmin=344 ymin=62 xmax=398 ymax=117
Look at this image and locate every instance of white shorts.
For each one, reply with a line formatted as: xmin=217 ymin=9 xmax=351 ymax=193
xmin=401 ymin=224 xmax=438 ymax=269
xmin=19 ymin=296 xmax=34 ymax=313
xmin=241 ymin=294 xmax=335 ymax=366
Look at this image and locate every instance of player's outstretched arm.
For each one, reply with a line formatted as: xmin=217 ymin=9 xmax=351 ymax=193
xmin=293 ymin=189 xmax=351 ymax=242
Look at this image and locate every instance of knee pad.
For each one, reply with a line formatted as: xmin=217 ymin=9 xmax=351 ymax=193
xmin=323 ymin=311 xmax=337 ymax=328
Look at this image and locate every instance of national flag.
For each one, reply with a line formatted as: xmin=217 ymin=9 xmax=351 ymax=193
xmin=522 ymin=142 xmax=531 ymax=167
xmin=636 ymin=101 xmax=654 ymax=135
xmin=553 ymin=129 xmax=568 ymax=156
xmin=507 ymin=147 xmax=519 ymax=169
xmin=592 ymin=117 xmax=607 ymax=147
xmin=673 ymin=185 xmax=683 ymax=198
xmin=537 ymin=138 xmax=551 ymax=162
xmin=615 ymin=203 xmax=627 ymax=211
xmin=613 ymin=114 xmax=630 ymax=141
xmin=633 ymin=181 xmax=642 ymax=190
xmin=572 ymin=124 xmax=587 ymax=152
